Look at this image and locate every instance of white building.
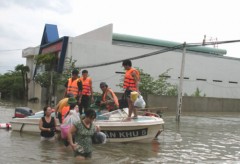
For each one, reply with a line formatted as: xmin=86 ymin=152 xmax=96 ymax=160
xmin=23 ymin=24 xmax=240 ymax=104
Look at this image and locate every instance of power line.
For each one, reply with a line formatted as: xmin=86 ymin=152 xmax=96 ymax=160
xmin=79 ymin=39 xmax=240 ymax=69
xmin=80 ymin=44 xmax=184 ymax=69
xmin=0 ymin=49 xmax=23 ymax=52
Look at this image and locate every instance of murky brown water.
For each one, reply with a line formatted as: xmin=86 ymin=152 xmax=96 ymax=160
xmin=0 ymin=101 xmax=240 ymax=163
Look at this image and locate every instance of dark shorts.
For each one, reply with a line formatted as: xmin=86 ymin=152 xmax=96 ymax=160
xmin=79 ymin=95 xmax=91 ymax=114
xmin=124 ymin=89 xmax=133 ymax=98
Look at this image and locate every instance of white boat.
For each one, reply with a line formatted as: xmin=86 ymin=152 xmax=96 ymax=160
xmin=10 ymin=117 xmax=42 ymax=133
xmin=10 ymin=109 xmax=59 ymax=133
xmin=10 ymin=107 xmax=164 ymax=143
xmin=95 ymin=108 xmax=164 ymax=143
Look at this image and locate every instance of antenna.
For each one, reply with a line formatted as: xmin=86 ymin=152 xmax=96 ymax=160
xmin=202 ymin=35 xmax=218 ymax=48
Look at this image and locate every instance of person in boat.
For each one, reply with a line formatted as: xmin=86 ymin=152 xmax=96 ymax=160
xmin=55 ymin=93 xmax=74 ymax=124
xmin=122 ymin=59 xmax=140 ymax=119
xmin=99 ymin=82 xmax=119 ymax=112
xmin=67 ymin=109 xmax=100 ymax=160
xmin=39 ymin=106 xmax=58 ymax=141
xmin=79 ymin=70 xmax=94 ymax=115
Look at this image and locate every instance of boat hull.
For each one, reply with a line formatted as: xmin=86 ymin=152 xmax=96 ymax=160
xmin=10 ymin=108 xmax=165 ymax=143
xmin=95 ymin=113 xmax=164 ymax=143
xmin=10 ymin=118 xmax=41 ymax=133
xmin=98 ymin=123 xmax=164 ymax=143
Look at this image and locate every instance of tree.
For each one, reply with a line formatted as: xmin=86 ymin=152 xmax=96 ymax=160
xmin=34 ymin=54 xmax=78 ymax=105
xmin=138 ymin=68 xmax=178 ymax=98
xmin=34 ymin=53 xmax=58 ymax=105
xmin=0 ymin=71 xmax=24 ymax=100
xmin=15 ymin=64 xmax=30 ymax=101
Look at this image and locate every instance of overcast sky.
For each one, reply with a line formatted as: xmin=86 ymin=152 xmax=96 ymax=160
xmin=1 ymin=0 xmax=240 ymax=74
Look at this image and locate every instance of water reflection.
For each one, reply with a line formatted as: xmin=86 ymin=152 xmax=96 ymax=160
xmin=1 ymin=102 xmax=240 ymax=163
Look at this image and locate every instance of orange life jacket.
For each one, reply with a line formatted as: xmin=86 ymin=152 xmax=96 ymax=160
xmin=61 ymin=106 xmax=70 ymax=123
xmin=102 ymin=88 xmax=119 ymax=108
xmin=66 ymin=78 xmax=79 ymax=97
xmin=123 ymin=68 xmax=140 ymax=91
xmin=79 ymin=77 xmax=92 ymax=96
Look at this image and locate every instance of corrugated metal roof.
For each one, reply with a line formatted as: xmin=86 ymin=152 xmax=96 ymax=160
xmin=112 ymin=33 xmax=227 ymax=56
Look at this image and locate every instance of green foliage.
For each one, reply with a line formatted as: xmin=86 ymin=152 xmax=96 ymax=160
xmin=139 ymin=68 xmax=178 ymax=96
xmin=15 ymin=64 xmax=30 ymax=100
xmin=34 ymin=54 xmax=79 ymax=105
xmin=34 ymin=72 xmax=57 ymax=88
xmin=34 ymin=53 xmax=57 ymax=65
xmin=0 ymin=71 xmax=24 ymax=99
xmin=60 ymin=56 xmax=79 ymax=85
xmin=15 ymin=64 xmax=30 ymax=75
xmin=191 ymin=87 xmax=206 ymax=97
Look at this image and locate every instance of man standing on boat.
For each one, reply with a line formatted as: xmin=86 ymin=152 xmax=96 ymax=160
xmin=122 ymin=59 xmax=140 ymax=119
xmin=79 ymin=70 xmax=94 ymax=115
xmin=64 ymin=69 xmax=82 ymax=99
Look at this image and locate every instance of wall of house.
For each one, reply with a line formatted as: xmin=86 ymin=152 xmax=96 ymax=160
xmin=22 ymin=24 xmax=240 ymax=110
xmin=64 ymin=24 xmax=240 ymax=99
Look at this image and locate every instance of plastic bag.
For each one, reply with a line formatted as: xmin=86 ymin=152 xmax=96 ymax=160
xmin=60 ymin=124 xmax=71 ymax=139
xmin=64 ymin=110 xmax=80 ymax=125
xmin=134 ymin=95 xmax=146 ymax=108
xmin=92 ymin=132 xmax=107 ymax=144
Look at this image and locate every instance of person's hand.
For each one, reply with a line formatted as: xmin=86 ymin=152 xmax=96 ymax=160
xmin=70 ymin=143 xmax=77 ymax=151
xmin=95 ymin=125 xmax=100 ymax=132
xmin=91 ymin=97 xmax=94 ymax=103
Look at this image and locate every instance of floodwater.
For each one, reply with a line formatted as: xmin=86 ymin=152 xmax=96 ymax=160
xmin=0 ymin=101 xmax=240 ymax=164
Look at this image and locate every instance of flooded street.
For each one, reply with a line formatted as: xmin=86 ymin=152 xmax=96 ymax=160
xmin=0 ymin=101 xmax=240 ymax=163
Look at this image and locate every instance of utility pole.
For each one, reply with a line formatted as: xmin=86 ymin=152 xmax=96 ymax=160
xmin=176 ymin=42 xmax=186 ymax=121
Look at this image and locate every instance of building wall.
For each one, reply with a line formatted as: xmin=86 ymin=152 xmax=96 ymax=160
xmin=65 ymin=24 xmax=240 ymax=99
xmin=22 ymin=24 xmax=240 ymax=107
xmin=147 ymin=95 xmax=240 ymax=112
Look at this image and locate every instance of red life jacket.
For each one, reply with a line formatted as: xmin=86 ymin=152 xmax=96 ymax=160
xmin=102 ymin=88 xmax=119 ymax=111
xmin=66 ymin=78 xmax=79 ymax=97
xmin=79 ymin=77 xmax=92 ymax=96
xmin=123 ymin=68 xmax=140 ymax=91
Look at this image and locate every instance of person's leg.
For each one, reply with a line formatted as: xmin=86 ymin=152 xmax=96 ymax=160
xmin=84 ymin=96 xmax=91 ymax=113
xmin=127 ymin=97 xmax=134 ymax=118
xmin=79 ymin=103 xmax=83 ymax=115
xmin=82 ymin=95 xmax=90 ymax=114
xmin=133 ymin=106 xmax=138 ymax=118
xmin=58 ymin=112 xmax=62 ymax=124
xmin=125 ymin=89 xmax=134 ymax=118
xmin=126 ymin=89 xmax=138 ymax=118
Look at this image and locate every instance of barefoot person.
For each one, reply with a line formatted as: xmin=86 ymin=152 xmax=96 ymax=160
xmin=122 ymin=59 xmax=140 ymax=119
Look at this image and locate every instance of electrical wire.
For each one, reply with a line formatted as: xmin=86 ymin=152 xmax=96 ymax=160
xmin=80 ymin=44 xmax=184 ymax=69
xmin=79 ymin=39 xmax=240 ymax=69
xmin=0 ymin=49 xmax=23 ymax=52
